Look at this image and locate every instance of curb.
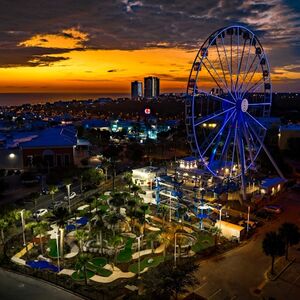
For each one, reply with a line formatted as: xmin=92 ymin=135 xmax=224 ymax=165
xmin=269 ymin=257 xmax=296 ymax=281
xmin=0 ymin=266 xmax=89 ymax=300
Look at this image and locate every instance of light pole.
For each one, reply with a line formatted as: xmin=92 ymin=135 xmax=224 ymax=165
xmin=174 ymin=232 xmax=180 ymax=268
xmin=20 ymin=209 xmax=26 ymax=247
xmin=66 ymin=183 xmax=71 ymax=213
xmin=56 ymin=230 xmax=60 ymax=270
xmin=218 ymin=206 xmax=223 ymax=231
xmin=246 ymin=206 xmax=250 ymax=233
xmin=137 ymin=234 xmax=144 ymax=278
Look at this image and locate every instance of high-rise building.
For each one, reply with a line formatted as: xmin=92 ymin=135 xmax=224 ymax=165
xmin=144 ymin=76 xmax=160 ymax=99
xmin=131 ymin=81 xmax=143 ymax=99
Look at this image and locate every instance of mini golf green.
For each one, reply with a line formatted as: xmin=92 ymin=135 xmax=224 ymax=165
xmin=128 ymin=255 xmax=165 ymax=273
xmin=48 ymin=239 xmax=58 ymax=258
xmin=91 ymin=257 xmax=107 ymax=267
xmin=86 ymin=258 xmax=112 ymax=277
xmin=191 ymin=234 xmax=214 ymax=253
xmin=71 ymin=270 xmax=95 ymax=281
xmin=116 ymin=238 xmax=134 ymax=263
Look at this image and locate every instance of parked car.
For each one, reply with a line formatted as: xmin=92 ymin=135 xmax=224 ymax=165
xmin=48 ymin=201 xmax=65 ymax=210
xmin=263 ymin=205 xmax=282 ymax=214
xmin=238 ymin=220 xmax=258 ymax=229
xmin=64 ymin=191 xmax=77 ymax=201
xmin=40 ymin=186 xmax=50 ymax=195
xmin=33 ymin=208 xmax=48 ymax=218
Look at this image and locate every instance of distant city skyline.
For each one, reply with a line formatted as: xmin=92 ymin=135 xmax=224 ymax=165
xmin=0 ymin=1 xmax=299 ymax=96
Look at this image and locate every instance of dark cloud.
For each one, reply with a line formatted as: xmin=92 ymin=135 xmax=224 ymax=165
xmin=0 ymin=0 xmax=299 ymax=82
xmin=107 ymin=69 xmax=118 ymax=72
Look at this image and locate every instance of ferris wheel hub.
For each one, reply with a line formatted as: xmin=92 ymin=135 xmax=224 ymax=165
xmin=241 ymin=98 xmax=249 ymax=112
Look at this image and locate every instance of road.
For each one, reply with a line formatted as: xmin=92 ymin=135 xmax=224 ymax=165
xmin=0 ymin=268 xmax=83 ymax=300
xmin=190 ymin=190 xmax=300 ymax=299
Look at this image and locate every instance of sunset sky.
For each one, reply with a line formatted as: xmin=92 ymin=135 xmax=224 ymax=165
xmin=0 ymin=0 xmax=299 ymax=95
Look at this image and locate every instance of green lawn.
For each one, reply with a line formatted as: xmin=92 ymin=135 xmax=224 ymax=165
xmin=128 ymin=255 xmax=165 ymax=273
xmin=116 ymin=238 xmax=134 ymax=263
xmin=48 ymin=239 xmax=58 ymax=258
xmin=191 ymin=234 xmax=214 ymax=253
xmin=86 ymin=257 xmax=112 ymax=277
xmin=71 ymin=270 xmax=95 ymax=281
xmin=91 ymin=257 xmax=107 ymax=267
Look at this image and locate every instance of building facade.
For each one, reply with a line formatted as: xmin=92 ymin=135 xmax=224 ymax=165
xmin=144 ymin=77 xmax=160 ymax=99
xmin=131 ymin=81 xmax=143 ymax=99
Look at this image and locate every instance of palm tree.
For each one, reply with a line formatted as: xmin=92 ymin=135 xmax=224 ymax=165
xmin=278 ymin=222 xmax=300 ymax=260
xmin=92 ymin=213 xmax=105 ymax=252
xmin=123 ymin=171 xmax=133 ymax=190
xmin=85 ymin=196 xmax=95 ymax=215
xmin=262 ymin=231 xmax=285 ymax=274
xmin=0 ymin=218 xmax=8 ymax=245
xmin=30 ymin=192 xmax=40 ymax=215
xmin=147 ymin=232 xmax=159 ymax=253
xmin=131 ymin=184 xmax=141 ymax=197
xmin=110 ymin=192 xmax=126 ymax=213
xmin=159 ymin=231 xmax=170 ymax=258
xmin=159 ymin=205 xmax=168 ymax=229
xmin=101 ymin=159 xmax=110 ymax=181
xmin=108 ymin=235 xmax=123 ymax=270
xmin=49 ymin=185 xmax=58 ymax=202
xmin=32 ymin=221 xmax=48 ymax=255
xmin=210 ymin=226 xmax=222 ymax=248
xmin=53 ymin=207 xmax=69 ymax=260
xmin=75 ymin=229 xmax=89 ymax=252
xmin=75 ymin=253 xmax=91 ymax=285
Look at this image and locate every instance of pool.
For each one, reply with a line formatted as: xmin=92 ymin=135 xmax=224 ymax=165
xmin=26 ymin=260 xmax=60 ymax=272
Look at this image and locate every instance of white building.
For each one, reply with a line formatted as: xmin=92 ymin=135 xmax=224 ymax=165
xmin=132 ymin=166 xmax=165 ymax=188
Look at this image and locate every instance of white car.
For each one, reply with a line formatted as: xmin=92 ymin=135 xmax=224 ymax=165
xmin=33 ymin=208 xmax=48 ymax=218
xmin=64 ymin=191 xmax=77 ymax=201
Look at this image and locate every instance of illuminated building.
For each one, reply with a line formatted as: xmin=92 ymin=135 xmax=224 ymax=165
xmin=131 ymin=81 xmax=143 ymax=99
xmin=144 ymin=76 xmax=160 ymax=99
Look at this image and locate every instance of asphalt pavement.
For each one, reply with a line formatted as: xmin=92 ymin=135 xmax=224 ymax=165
xmin=0 ymin=268 xmax=83 ymax=300
xmin=189 ymin=189 xmax=300 ymax=300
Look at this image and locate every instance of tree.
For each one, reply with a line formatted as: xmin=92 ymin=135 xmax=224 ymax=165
xmin=85 ymin=196 xmax=95 ymax=215
xmin=262 ymin=231 xmax=285 ymax=274
xmin=29 ymin=192 xmax=40 ymax=214
xmin=52 ymin=207 xmax=69 ymax=260
xmin=123 ymin=171 xmax=133 ymax=190
xmin=32 ymin=221 xmax=48 ymax=255
xmin=0 ymin=218 xmax=8 ymax=245
xmin=110 ymin=192 xmax=126 ymax=213
xmin=82 ymin=168 xmax=103 ymax=188
xmin=108 ymin=235 xmax=123 ymax=270
xmin=147 ymin=232 xmax=159 ymax=253
xmin=75 ymin=253 xmax=91 ymax=285
xmin=49 ymin=185 xmax=58 ymax=202
xmin=278 ymin=222 xmax=300 ymax=260
xmin=75 ymin=230 xmax=89 ymax=252
xmin=142 ymin=258 xmax=199 ymax=300
xmin=209 ymin=226 xmax=222 ymax=248
xmin=92 ymin=213 xmax=105 ymax=251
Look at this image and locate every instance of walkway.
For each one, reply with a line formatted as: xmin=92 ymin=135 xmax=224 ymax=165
xmin=0 ymin=268 xmax=83 ymax=300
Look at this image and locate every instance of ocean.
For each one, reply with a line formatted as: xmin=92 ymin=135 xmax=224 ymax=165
xmin=0 ymin=93 xmax=129 ymax=107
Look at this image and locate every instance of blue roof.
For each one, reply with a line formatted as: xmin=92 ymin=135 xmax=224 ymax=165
xmin=20 ymin=126 xmax=77 ymax=148
xmin=181 ymin=156 xmax=197 ymax=162
xmin=261 ymin=177 xmax=285 ymax=188
xmin=82 ymin=119 xmax=110 ymax=128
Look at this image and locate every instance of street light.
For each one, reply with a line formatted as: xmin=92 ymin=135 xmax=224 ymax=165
xmin=66 ymin=183 xmax=71 ymax=213
xmin=174 ymin=232 xmax=180 ymax=268
xmin=9 ymin=153 xmax=16 ymax=159
xmin=137 ymin=234 xmax=144 ymax=278
xmin=56 ymin=230 xmax=60 ymax=270
xmin=246 ymin=206 xmax=250 ymax=233
xmin=20 ymin=209 xmax=26 ymax=247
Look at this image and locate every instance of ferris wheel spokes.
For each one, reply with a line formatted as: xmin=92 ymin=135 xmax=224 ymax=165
xmin=194 ymin=107 xmax=234 ymax=127
xmin=245 ymin=111 xmax=267 ymax=130
xmin=201 ymin=109 xmax=236 ymax=157
xmin=196 ymin=89 xmax=235 ymax=105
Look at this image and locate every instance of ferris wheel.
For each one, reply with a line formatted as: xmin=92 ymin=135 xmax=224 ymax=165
xmin=186 ymin=25 xmax=275 ymax=188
